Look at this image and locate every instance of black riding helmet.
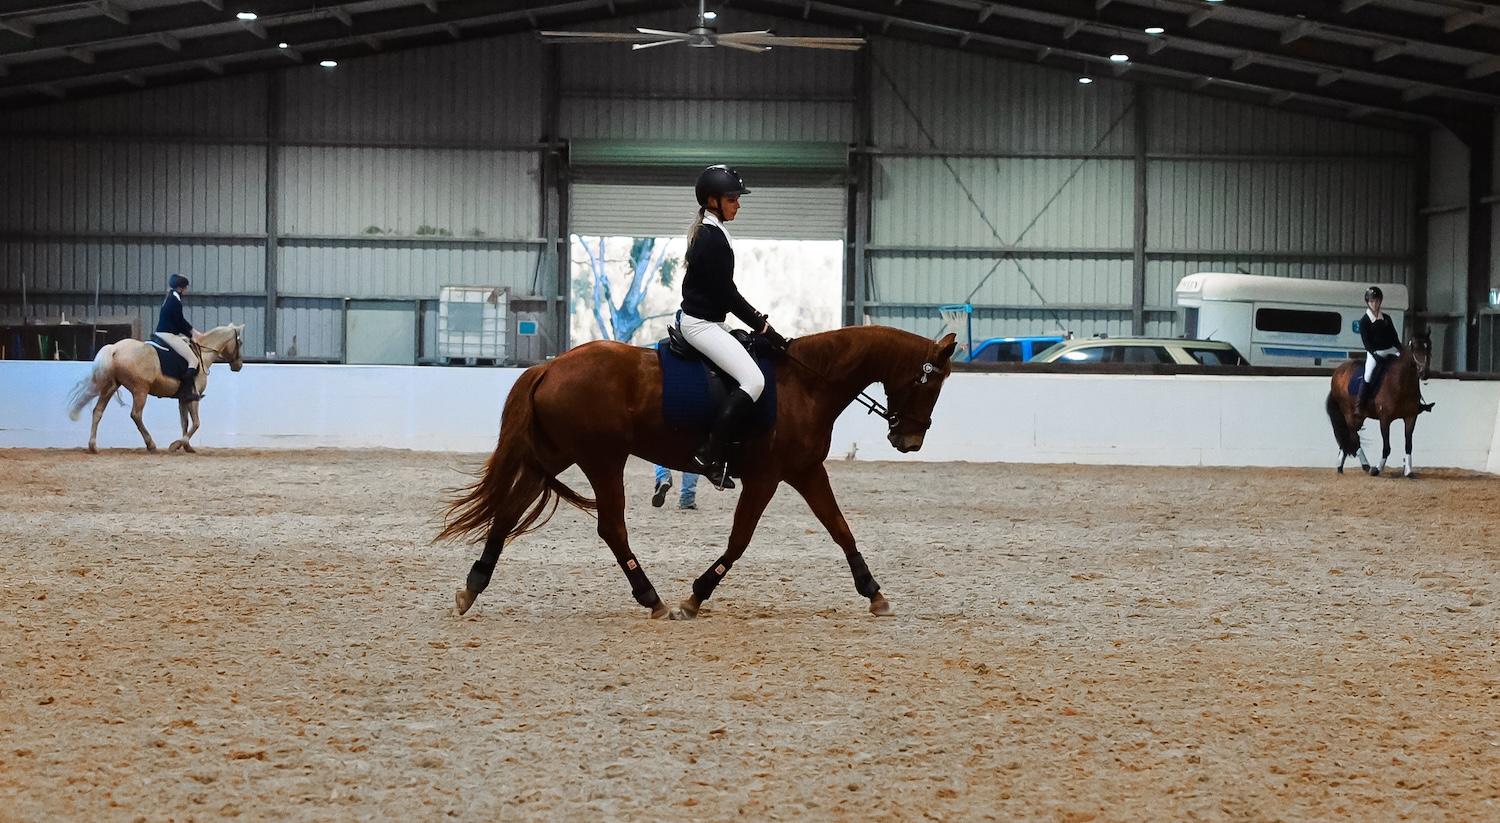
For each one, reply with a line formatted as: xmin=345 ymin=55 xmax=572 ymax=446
xmin=169 ymin=273 xmax=190 ymax=290
xmin=1364 ymin=286 xmax=1383 ymax=303
xmin=695 ymin=164 xmax=750 ymax=207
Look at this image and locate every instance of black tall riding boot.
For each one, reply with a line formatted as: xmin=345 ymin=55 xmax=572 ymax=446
xmin=693 ymin=388 xmax=756 ymax=489
xmin=1356 ymin=378 xmax=1376 ymax=416
xmin=177 ymin=367 xmax=201 ymax=401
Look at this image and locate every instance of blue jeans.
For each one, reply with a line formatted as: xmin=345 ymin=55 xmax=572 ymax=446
xmin=654 ymin=465 xmax=698 ymax=507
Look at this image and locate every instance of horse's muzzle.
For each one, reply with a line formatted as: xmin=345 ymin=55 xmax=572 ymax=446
xmin=889 ymin=433 xmax=925 ymax=453
xmin=230 ymin=361 xmax=244 ymax=372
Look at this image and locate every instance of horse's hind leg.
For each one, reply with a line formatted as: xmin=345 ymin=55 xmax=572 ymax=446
xmin=127 ymin=388 xmax=157 ymax=453
xmin=1403 ymin=415 xmax=1418 ymax=478
xmin=671 ymin=476 xmax=778 ymax=620
xmin=581 ymin=457 xmax=666 ymax=618
xmin=87 ymin=384 xmax=117 ymax=454
xmin=788 ymin=465 xmax=892 ymax=617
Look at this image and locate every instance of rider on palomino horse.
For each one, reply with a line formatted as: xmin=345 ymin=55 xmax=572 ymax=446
xmin=680 ymin=164 xmax=790 ymax=489
xmin=156 ymin=273 xmax=205 ymax=401
xmin=1357 ymin=285 xmax=1401 ymax=417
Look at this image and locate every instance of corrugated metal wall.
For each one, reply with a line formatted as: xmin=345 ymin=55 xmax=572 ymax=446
xmin=1 ymin=22 xmax=1424 ymax=362
xmin=864 ymin=37 xmax=1418 ymax=343
xmin=0 ymin=35 xmax=548 ymax=363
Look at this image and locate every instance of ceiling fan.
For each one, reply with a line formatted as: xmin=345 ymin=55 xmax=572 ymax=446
xmin=538 ymin=0 xmax=866 ymax=52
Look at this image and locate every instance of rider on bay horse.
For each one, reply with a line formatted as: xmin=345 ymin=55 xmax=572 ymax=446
xmin=1357 ymin=285 xmax=1401 ymax=416
xmin=156 ymin=273 xmax=206 ymax=401
xmin=680 ymin=164 xmax=789 ymax=488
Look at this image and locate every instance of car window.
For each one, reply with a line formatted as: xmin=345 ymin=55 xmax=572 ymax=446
xmin=1120 ymin=346 xmax=1171 ymax=364
xmin=1185 ymin=347 xmax=1242 ymax=366
xmin=1058 ymin=346 xmax=1109 ymax=363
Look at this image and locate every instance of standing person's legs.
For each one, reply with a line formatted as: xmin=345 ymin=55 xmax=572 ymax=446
xmin=651 ymin=465 xmax=673 ymax=508
xmin=680 ymin=473 xmax=698 ymax=509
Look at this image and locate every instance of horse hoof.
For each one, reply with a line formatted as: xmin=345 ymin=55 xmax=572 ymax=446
xmin=1369 ymin=468 xmax=1381 ymax=477
xmin=86 ymin=445 xmax=97 ymax=455
xmin=869 ymin=595 xmax=895 ymax=617
xmin=1336 ymin=467 xmax=1344 ymax=475
xmin=454 ymin=588 xmax=476 ymax=616
xmin=1405 ymin=472 xmax=1417 ymax=480
xmin=146 ymin=445 xmax=158 ymax=454
xmin=167 ymin=441 xmax=183 ymax=453
xmin=183 ymin=445 xmax=196 ymax=454
xmin=649 ymin=602 xmax=671 ymax=619
xmin=669 ymin=599 xmax=700 ymax=621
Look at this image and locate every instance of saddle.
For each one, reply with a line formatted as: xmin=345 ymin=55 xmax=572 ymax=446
xmin=1348 ymin=354 xmax=1393 ymax=398
xmin=655 ymin=323 xmax=777 ymax=435
xmin=147 ymin=337 xmax=192 ymax=382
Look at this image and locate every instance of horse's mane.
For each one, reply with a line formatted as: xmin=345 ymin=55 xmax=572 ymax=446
xmin=789 ymin=325 xmax=934 ymax=377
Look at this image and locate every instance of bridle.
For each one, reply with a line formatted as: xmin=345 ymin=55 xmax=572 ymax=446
xmin=780 ymin=347 xmax=941 ymax=433
xmin=192 ymin=328 xmax=242 ymax=363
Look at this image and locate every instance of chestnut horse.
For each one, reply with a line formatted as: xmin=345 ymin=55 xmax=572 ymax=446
xmin=438 ymin=326 xmax=959 ymax=620
xmin=1325 ymin=331 xmax=1433 ymax=478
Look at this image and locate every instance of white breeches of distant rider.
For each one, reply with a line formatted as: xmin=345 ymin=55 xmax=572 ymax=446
xmin=153 ymin=332 xmax=200 ymax=371
xmin=1365 ymin=348 xmax=1400 ymax=381
xmin=679 ymin=313 xmax=765 ymax=402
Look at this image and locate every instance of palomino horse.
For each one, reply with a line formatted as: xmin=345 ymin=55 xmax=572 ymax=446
xmin=67 ymin=324 xmax=245 ymax=454
xmin=439 ymin=327 xmax=959 ymax=620
xmin=1325 ymin=331 xmax=1433 ymax=478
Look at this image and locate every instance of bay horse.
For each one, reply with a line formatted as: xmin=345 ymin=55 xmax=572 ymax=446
xmin=1325 ymin=330 xmax=1433 ymax=478
xmin=438 ymin=326 xmax=959 ymax=620
xmin=66 ymin=324 xmax=245 ymax=454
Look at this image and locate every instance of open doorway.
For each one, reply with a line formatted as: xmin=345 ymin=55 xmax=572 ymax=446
xmin=569 ymin=184 xmax=844 ymax=346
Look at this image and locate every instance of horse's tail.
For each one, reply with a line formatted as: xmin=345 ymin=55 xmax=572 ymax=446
xmin=435 ymin=365 xmax=595 ymax=545
xmin=66 ymin=345 xmax=116 ymax=421
xmin=1326 ymin=389 xmax=1360 ymax=456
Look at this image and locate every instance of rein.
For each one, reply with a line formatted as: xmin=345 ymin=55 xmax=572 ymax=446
xmin=776 ymin=343 xmax=938 ymax=432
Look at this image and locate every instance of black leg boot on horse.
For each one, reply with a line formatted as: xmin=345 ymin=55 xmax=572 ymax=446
xmin=693 ymin=387 xmax=755 ymax=489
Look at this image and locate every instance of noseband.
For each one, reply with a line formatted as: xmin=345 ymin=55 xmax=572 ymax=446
xmin=854 ymin=361 xmax=938 ymax=433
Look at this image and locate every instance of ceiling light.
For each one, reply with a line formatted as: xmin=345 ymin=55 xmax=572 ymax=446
xmin=320 ymin=59 xmax=337 ymax=68
xmin=703 ymin=10 xmax=717 ymax=20
xmin=277 ymin=41 xmax=289 ymax=48
xmin=1109 ymin=53 xmax=1129 ymax=62
xmin=1144 ymin=26 xmax=1165 ymax=35
xmin=236 ymin=12 xmax=258 ymax=21
xmin=1078 ymin=77 xmax=1094 ymax=85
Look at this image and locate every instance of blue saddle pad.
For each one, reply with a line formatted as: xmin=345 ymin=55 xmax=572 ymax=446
xmin=147 ymin=339 xmax=190 ymax=381
xmin=656 ymin=341 xmax=777 ymax=433
xmin=1348 ymin=358 xmax=1389 ymax=397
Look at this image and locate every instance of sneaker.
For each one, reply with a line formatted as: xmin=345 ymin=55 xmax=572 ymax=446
xmin=651 ymin=480 xmax=671 ymax=508
xmin=678 ymin=502 xmax=697 ymax=511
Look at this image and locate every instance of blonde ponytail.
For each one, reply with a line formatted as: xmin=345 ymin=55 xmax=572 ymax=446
xmin=686 ymin=207 xmax=705 ymax=250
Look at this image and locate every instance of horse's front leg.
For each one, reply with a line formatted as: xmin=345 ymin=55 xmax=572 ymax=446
xmin=1375 ymin=419 xmax=1392 ymax=476
xmin=128 ymin=388 xmax=157 ymax=452
xmin=671 ymin=475 xmax=779 ymax=620
xmin=170 ymin=399 xmax=190 ymax=452
xmin=182 ymin=400 xmax=201 ymax=453
xmin=1403 ymin=414 xmax=1418 ymax=478
xmin=788 ymin=465 xmax=892 ymax=617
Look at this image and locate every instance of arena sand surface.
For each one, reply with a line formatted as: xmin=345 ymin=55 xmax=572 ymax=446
xmin=1 ymin=448 xmax=1497 ymax=822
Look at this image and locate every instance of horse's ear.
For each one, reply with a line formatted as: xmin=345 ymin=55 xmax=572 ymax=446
xmin=935 ymin=332 xmax=958 ymax=363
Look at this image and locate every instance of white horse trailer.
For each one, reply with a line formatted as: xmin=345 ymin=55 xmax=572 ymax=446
xmin=1174 ymin=273 xmax=1407 ymax=367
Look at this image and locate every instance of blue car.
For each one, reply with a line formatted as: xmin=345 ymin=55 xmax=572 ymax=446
xmin=967 ymin=335 xmax=1066 ymax=363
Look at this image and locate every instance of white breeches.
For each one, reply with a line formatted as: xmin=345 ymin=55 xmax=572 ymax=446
xmin=679 ymin=313 xmax=765 ymax=401
xmin=1365 ymin=349 xmax=1400 ymax=381
xmin=153 ymin=332 xmax=200 ymax=370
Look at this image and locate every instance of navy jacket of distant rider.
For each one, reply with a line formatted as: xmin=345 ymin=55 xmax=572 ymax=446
xmin=1360 ymin=312 xmax=1400 ymax=358
xmin=157 ymin=291 xmax=194 ymax=337
xmin=680 ymin=222 xmax=766 ymax=329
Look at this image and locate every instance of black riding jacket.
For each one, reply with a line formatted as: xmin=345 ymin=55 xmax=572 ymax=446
xmin=680 ymin=222 xmax=766 ymax=329
xmin=156 ymin=291 xmax=194 ymax=337
xmin=1360 ymin=311 xmax=1400 ymax=356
